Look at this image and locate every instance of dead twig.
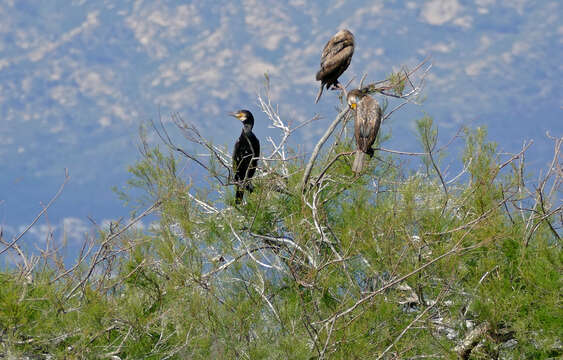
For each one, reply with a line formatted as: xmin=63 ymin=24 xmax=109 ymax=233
xmin=65 ymin=200 xmax=160 ymax=300
xmin=0 ymin=169 xmax=70 ymax=257
xmin=376 ymin=289 xmax=446 ymax=360
xmin=315 ymin=224 xmax=486 ymax=326
xmin=301 ymin=107 xmax=349 ymax=190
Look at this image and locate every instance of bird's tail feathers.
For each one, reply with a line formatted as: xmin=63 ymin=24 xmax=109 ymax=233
xmin=352 ymin=151 xmax=365 ymax=174
xmin=235 ymin=186 xmax=244 ymax=204
xmin=315 ymin=83 xmax=324 ymax=104
xmin=235 ymin=181 xmax=254 ymax=204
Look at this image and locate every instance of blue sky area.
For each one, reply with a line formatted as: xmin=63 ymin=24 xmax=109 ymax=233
xmin=1 ymin=0 xmax=561 ymax=263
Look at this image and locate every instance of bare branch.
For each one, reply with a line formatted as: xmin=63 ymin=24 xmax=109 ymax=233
xmin=65 ymin=200 xmax=160 ymax=299
xmin=301 ymin=107 xmax=349 ymax=190
xmin=376 ymin=289 xmax=446 ymax=360
xmin=0 ymin=169 xmax=70 ymax=256
xmin=315 ymin=225 xmax=485 ymax=326
xmin=314 ymin=151 xmax=355 ymax=186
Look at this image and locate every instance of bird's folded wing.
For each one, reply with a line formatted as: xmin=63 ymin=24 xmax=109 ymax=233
xmin=318 ymin=46 xmax=353 ymax=79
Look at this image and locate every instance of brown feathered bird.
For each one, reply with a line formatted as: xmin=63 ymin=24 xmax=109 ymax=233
xmin=231 ymin=110 xmax=260 ymax=204
xmin=315 ymin=29 xmax=355 ymax=103
xmin=347 ymin=89 xmax=382 ymax=174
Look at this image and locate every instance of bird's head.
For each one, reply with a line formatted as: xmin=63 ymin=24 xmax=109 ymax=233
xmin=347 ymin=89 xmax=363 ymax=110
xmin=334 ymin=29 xmax=355 ymax=46
xmin=230 ymin=110 xmax=254 ymax=132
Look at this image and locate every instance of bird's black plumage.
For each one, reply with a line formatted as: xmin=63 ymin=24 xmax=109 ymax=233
xmin=231 ymin=110 xmax=260 ymax=204
xmin=315 ymin=29 xmax=355 ymax=103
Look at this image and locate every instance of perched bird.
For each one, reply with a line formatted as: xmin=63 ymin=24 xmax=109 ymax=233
xmin=347 ymin=89 xmax=382 ymax=174
xmin=315 ymin=29 xmax=355 ymax=103
xmin=231 ymin=110 xmax=260 ymax=204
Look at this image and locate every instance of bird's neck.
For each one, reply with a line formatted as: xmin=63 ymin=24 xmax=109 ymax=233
xmin=243 ymin=124 xmax=253 ymax=134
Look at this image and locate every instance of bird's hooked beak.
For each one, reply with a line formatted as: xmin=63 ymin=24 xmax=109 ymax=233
xmin=229 ymin=111 xmax=244 ymax=122
xmin=349 ymin=103 xmax=357 ymax=110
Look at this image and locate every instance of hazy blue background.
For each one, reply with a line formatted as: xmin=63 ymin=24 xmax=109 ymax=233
xmin=1 ymin=0 xmax=561 ymax=262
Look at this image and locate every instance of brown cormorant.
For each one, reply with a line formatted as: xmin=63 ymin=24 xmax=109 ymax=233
xmin=231 ymin=110 xmax=260 ymax=204
xmin=315 ymin=29 xmax=355 ymax=103
xmin=347 ymin=89 xmax=382 ymax=174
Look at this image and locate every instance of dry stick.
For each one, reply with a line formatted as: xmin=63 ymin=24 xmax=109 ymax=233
xmin=462 ymin=266 xmax=500 ymax=318
xmin=50 ymin=239 xmax=95 ymax=284
xmin=536 ymin=188 xmax=561 ymax=241
xmin=425 ymin=197 xmax=508 ymax=236
xmin=544 ymin=133 xmax=562 ymax=200
xmin=54 ymin=215 xmax=104 ymax=281
xmin=104 ymin=325 xmax=133 ymax=358
xmin=518 ymin=140 xmax=554 ymax=243
xmin=376 ymin=290 xmax=445 ymax=360
xmin=382 ymin=100 xmax=409 ymax=123
xmin=314 ymin=222 xmax=485 ymax=326
xmin=314 ymin=151 xmax=355 ymax=186
xmin=228 ymin=223 xmax=279 ymax=270
xmin=375 ymin=127 xmax=464 ymax=158
xmin=447 ymin=157 xmax=472 ymax=185
xmin=501 ymin=185 xmax=516 ymax=225
xmin=525 ymin=204 xmax=562 ymax=247
xmin=454 ymin=322 xmax=491 ymax=358
xmin=318 ymin=315 xmax=338 ymax=359
xmin=152 ymin=116 xmax=228 ymax=186
xmin=65 ymin=200 xmax=160 ymax=300
xmin=250 ymin=232 xmax=315 ymax=267
xmin=321 ymin=174 xmax=365 ymax=206
xmin=531 ymin=135 xmax=562 ymax=241
xmin=332 ymin=110 xmax=350 ymax=150
xmin=36 ymin=206 xmax=54 ymax=270
xmin=422 ymin=126 xmax=449 ymax=216
xmin=301 ymin=107 xmax=349 ymax=190
xmin=102 ymin=258 xmax=146 ymax=292
xmin=0 ymin=237 xmax=29 ymax=271
xmin=494 ymin=140 xmax=536 ymax=231
xmin=172 ymin=113 xmax=233 ymax=174
xmin=362 ymin=56 xmax=431 ymax=95
xmin=253 ymin=273 xmax=283 ymax=325
xmin=314 ymin=246 xmax=453 ymax=326
xmin=497 ymin=140 xmax=533 ymax=171
xmin=201 ymin=246 xmax=279 ymax=279
xmin=377 ymin=147 xmax=427 ymax=156
xmin=0 ymin=169 xmax=70 ymax=256
xmin=257 ymin=89 xmax=290 ymax=165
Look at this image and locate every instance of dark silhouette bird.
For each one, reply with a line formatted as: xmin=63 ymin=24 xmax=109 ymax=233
xmin=315 ymin=29 xmax=355 ymax=103
xmin=231 ymin=110 xmax=260 ymax=204
xmin=347 ymin=89 xmax=382 ymax=174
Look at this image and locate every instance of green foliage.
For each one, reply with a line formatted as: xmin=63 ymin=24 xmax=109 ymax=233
xmin=1 ymin=109 xmax=560 ymax=359
xmin=388 ymin=71 xmax=406 ymax=96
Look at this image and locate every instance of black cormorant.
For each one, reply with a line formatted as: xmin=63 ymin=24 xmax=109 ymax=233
xmin=315 ymin=29 xmax=355 ymax=103
xmin=347 ymin=89 xmax=382 ymax=174
xmin=231 ymin=110 xmax=260 ymax=204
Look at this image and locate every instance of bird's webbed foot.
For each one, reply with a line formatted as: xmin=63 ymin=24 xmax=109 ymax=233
xmin=329 ymin=82 xmax=341 ymax=91
xmin=330 ymin=82 xmax=348 ymax=98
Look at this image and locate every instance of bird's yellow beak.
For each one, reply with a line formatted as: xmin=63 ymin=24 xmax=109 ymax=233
xmin=229 ymin=112 xmax=243 ymax=121
xmin=350 ymin=103 xmax=357 ymax=110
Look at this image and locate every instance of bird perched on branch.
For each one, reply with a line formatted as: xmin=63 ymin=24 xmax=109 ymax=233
xmin=347 ymin=89 xmax=382 ymax=174
xmin=315 ymin=29 xmax=355 ymax=103
xmin=231 ymin=110 xmax=260 ymax=204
